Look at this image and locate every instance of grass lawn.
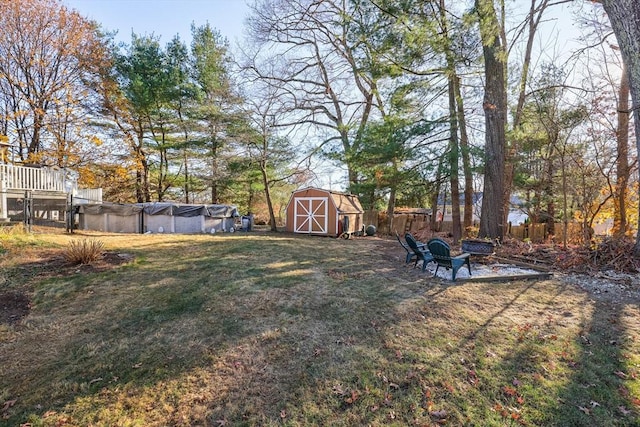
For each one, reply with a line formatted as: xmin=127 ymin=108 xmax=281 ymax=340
xmin=1 ymin=228 xmax=639 ymax=426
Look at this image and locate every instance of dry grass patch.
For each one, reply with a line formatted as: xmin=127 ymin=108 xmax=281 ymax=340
xmin=0 ymin=231 xmax=638 ymax=426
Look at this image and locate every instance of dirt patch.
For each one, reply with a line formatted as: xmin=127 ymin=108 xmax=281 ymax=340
xmin=0 ymin=291 xmax=30 ymax=325
xmin=0 ymin=251 xmax=133 ymax=325
xmin=59 ymin=251 xmax=134 ymax=276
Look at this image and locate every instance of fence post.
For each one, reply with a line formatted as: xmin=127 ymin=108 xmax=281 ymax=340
xmin=23 ymin=190 xmax=32 ymax=232
xmin=0 ymin=174 xmax=7 ymax=223
xmin=66 ymin=194 xmax=74 ymax=233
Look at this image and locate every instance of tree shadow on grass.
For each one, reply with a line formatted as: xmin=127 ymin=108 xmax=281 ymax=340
xmin=546 ymin=296 xmax=640 ymax=426
xmin=0 ymin=235 xmax=425 ymax=425
xmin=6 ymin=234 xmax=637 ymax=426
xmin=461 ymin=281 xmax=640 ymax=426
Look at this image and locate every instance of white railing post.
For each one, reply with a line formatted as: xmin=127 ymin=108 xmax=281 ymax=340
xmin=0 ymin=165 xmax=7 ymax=221
xmin=0 ymin=171 xmax=7 ymax=222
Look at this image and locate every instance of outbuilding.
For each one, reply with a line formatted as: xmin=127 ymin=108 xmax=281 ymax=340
xmin=285 ymin=187 xmax=364 ymax=237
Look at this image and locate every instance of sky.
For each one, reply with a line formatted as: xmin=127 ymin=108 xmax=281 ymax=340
xmin=59 ymin=0 xmax=600 ymax=192
xmin=62 ymin=0 xmax=345 ymax=189
xmin=63 ymin=0 xmax=251 ymax=46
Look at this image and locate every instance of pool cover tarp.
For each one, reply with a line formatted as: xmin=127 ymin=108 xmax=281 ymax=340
xmin=79 ymin=202 xmax=239 ymax=218
xmin=78 ymin=203 xmax=142 ymax=216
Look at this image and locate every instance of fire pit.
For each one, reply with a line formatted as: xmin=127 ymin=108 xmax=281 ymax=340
xmin=461 ymin=239 xmax=496 ymax=255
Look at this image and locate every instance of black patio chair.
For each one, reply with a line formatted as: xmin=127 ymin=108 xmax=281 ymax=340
xmin=404 ymin=233 xmax=435 ymax=271
xmin=396 ymin=231 xmax=420 ymax=264
xmin=427 ymin=238 xmax=471 ymax=281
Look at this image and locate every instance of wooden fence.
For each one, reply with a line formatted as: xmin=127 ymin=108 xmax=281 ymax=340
xmin=507 ymin=223 xmax=546 ymax=243
xmin=364 ymin=210 xmax=430 ymax=236
xmin=364 ymin=209 xmax=590 ymax=243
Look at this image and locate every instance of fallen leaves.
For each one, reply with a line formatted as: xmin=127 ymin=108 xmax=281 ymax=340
xmin=332 ymin=384 xmax=361 ymax=406
xmin=429 ymin=409 xmax=448 ymax=422
xmin=345 ymin=390 xmax=360 ymax=405
xmin=615 ymin=370 xmax=629 ymax=379
xmin=619 ymin=406 xmax=632 ymax=416
xmin=578 ymin=405 xmax=591 ymax=415
xmin=467 ymin=370 xmax=479 ymax=387
xmin=503 ymin=385 xmax=518 ymax=397
xmin=493 ymin=379 xmax=528 ymax=425
xmin=2 ymin=399 xmax=16 ymax=419
xmin=493 ymin=403 xmax=525 ymax=425
xmin=577 ymin=400 xmax=602 ymax=416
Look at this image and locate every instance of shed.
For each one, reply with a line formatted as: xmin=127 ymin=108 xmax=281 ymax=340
xmin=285 ymin=187 xmax=364 ymax=237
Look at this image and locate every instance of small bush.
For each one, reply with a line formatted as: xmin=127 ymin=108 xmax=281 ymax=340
xmin=64 ymin=239 xmax=104 ymax=265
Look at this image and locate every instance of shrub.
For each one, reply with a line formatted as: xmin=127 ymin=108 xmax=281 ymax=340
xmin=64 ymin=239 xmax=104 ymax=265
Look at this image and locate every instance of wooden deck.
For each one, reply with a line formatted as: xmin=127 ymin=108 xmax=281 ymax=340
xmin=0 ymin=164 xmax=69 ymax=192
xmin=0 ymin=164 xmax=101 ymax=222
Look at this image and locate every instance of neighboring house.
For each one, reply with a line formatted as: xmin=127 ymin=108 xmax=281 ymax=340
xmin=435 ymin=192 xmax=528 ymax=225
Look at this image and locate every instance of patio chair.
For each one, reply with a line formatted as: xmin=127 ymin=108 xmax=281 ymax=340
xmin=396 ymin=231 xmax=420 ymax=264
xmin=404 ymin=233 xmax=435 ymax=271
xmin=427 ymin=238 xmax=471 ymax=281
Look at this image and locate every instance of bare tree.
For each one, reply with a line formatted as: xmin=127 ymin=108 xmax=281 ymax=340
xmin=0 ymin=0 xmax=106 ymax=165
xmin=243 ymin=83 xmax=312 ymax=231
xmin=243 ymin=0 xmax=385 ymax=188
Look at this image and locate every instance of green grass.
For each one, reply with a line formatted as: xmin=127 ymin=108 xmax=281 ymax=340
xmin=0 ymin=231 xmax=639 ymax=426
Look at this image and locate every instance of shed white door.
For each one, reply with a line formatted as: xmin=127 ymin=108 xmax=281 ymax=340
xmin=293 ymin=197 xmax=328 ymax=234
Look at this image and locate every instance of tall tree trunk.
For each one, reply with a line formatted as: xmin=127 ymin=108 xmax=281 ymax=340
xmin=543 ymin=142 xmax=556 ymax=236
xmin=135 ymin=170 xmax=143 ymax=203
xmin=178 ymin=110 xmax=191 ymax=204
xmin=134 ymin=129 xmax=150 ymax=203
xmin=448 ymin=77 xmax=462 ymax=243
xmin=385 ymin=158 xmax=400 ymax=234
xmin=600 ymin=0 xmax=640 ymax=256
xmin=440 ymin=0 xmax=462 ymax=242
xmin=29 ymin=112 xmax=44 ymax=159
xmin=386 ymin=185 xmax=397 ymax=235
xmin=455 ymin=76 xmax=474 ymax=234
xmin=211 ymin=140 xmax=219 ymax=204
xmin=477 ymin=0 xmax=507 ymax=240
xmin=561 ymin=150 xmax=568 ymax=249
xmin=184 ymin=149 xmax=190 ymax=204
xmin=260 ymin=159 xmax=278 ymax=232
xmin=614 ymin=63 xmax=630 ymax=238
xmin=430 ymin=158 xmax=444 ymax=232
xmin=142 ymin=157 xmax=150 ymax=202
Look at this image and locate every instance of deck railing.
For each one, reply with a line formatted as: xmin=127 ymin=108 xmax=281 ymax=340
xmin=73 ymin=188 xmax=103 ymax=203
xmin=0 ymin=164 xmax=73 ymax=192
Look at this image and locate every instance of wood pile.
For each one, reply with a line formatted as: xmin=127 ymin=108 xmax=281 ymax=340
xmin=497 ymin=237 xmax=640 ymax=274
